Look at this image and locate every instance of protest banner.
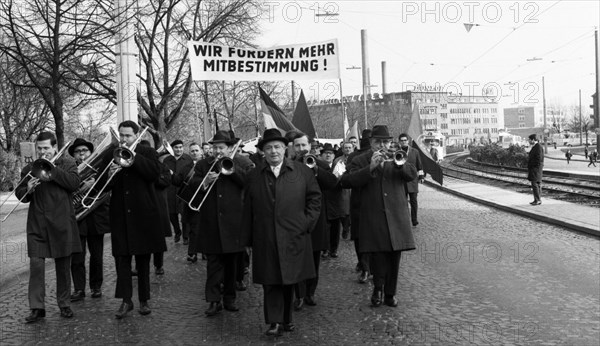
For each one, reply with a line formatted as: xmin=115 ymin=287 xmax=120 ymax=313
xmin=188 ymin=39 xmax=340 ymax=81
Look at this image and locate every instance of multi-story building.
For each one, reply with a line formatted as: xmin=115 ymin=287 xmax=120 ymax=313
xmin=503 ymin=106 xmax=535 ymax=129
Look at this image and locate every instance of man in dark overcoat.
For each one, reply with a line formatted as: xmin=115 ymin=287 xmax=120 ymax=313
xmin=342 ymin=129 xmax=372 ymax=283
xmin=527 ymin=134 xmax=544 ymax=205
xmin=69 ymin=138 xmax=110 ymax=302
xmin=290 ymin=133 xmax=337 ymax=311
xmin=106 ymin=121 xmax=167 ymax=318
xmin=244 ymin=128 xmax=321 ymax=336
xmin=163 ymin=139 xmax=192 ymax=243
xmin=16 ymin=132 xmax=82 ymax=323
xmin=398 ymin=133 xmax=424 ymax=226
xmin=340 ymin=125 xmax=417 ymax=308
xmin=193 ymin=131 xmax=254 ymax=316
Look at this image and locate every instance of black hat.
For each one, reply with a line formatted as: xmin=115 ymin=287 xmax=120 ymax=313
xmin=209 ymin=130 xmax=233 ymax=145
xmin=69 ymin=138 xmax=94 ymax=156
xmin=370 ymin=125 xmax=392 ymax=139
xmin=359 ymin=129 xmax=372 ymax=150
xmin=171 ymin=139 xmax=183 ymax=147
xmin=257 ymin=128 xmax=288 ymax=150
xmin=321 ymin=143 xmax=335 ymax=153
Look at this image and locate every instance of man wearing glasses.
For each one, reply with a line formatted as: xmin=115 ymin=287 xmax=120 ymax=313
xmin=340 ymin=125 xmax=417 ymax=308
xmin=398 ymin=133 xmax=424 ymax=226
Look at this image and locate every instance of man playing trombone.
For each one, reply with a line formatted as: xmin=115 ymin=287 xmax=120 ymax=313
xmin=15 ymin=131 xmax=82 ymax=323
xmin=191 ymin=130 xmax=254 ymax=316
xmin=103 ymin=121 xmax=167 ymax=318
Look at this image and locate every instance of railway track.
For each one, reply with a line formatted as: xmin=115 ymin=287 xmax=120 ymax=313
xmin=442 ymin=154 xmax=600 ymax=208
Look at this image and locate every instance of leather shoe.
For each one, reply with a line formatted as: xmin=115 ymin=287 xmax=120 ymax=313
xmin=371 ymin=289 xmax=383 ymax=307
xmin=303 ymin=296 xmax=316 ymax=306
xmin=329 ymin=251 xmax=338 ymax=258
xmin=115 ymin=302 xmax=134 ymax=319
xmin=204 ymin=302 xmax=223 ymax=316
xmin=358 ymin=271 xmax=369 ymax=284
xmin=224 ymin=301 xmax=239 ymax=312
xmin=155 ymin=267 xmax=164 ymax=275
xmin=139 ymin=301 xmax=151 ymax=315
xmin=283 ymin=323 xmax=295 ymax=332
xmin=25 ymin=309 xmax=45 ymax=323
xmin=530 ymin=201 xmax=542 ymax=205
xmin=70 ymin=289 xmax=85 ymax=302
xmin=183 ymin=238 xmax=189 ymax=245
xmin=91 ymin=288 xmax=102 ymax=298
xmin=384 ymin=296 xmax=398 ymax=307
xmin=293 ymin=298 xmax=303 ymax=311
xmin=412 ymin=221 xmax=419 ymax=226
xmin=235 ymin=281 xmax=247 ymax=291
xmin=265 ymin=323 xmax=283 ymax=337
xmin=60 ymin=307 xmax=74 ymax=318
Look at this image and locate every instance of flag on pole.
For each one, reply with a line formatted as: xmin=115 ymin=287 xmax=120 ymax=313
xmin=259 ymin=86 xmax=296 ymax=132
xmin=407 ymin=104 xmax=443 ymax=185
xmin=347 ymin=121 xmax=359 ymax=148
xmin=292 ymin=90 xmax=316 ymax=138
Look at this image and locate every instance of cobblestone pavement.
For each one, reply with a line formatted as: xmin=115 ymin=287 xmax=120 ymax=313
xmin=1 ymin=185 xmax=599 ymax=345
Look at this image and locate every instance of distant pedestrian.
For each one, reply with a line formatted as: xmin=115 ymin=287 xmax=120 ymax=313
xmin=565 ymin=150 xmax=573 ymax=164
xmin=527 ymin=134 xmax=544 ymax=206
xmin=553 ymin=142 xmax=557 ymax=149
xmin=589 ymin=150 xmax=598 ymax=167
xmin=584 ymin=146 xmax=589 ymax=159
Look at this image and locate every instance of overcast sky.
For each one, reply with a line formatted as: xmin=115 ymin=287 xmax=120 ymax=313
xmin=256 ymin=0 xmax=599 ymax=113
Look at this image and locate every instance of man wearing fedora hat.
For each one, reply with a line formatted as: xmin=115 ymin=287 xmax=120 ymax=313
xmin=341 ymin=125 xmax=417 ymax=308
xmin=192 ymin=130 xmax=254 ymax=316
xmin=244 ymin=128 xmax=321 ymax=336
xmin=68 ymin=138 xmax=111 ymax=302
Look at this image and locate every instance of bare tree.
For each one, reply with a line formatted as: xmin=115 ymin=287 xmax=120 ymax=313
xmin=0 ymin=0 xmax=121 ymax=147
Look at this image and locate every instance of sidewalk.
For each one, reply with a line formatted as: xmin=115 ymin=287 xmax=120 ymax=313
xmin=427 ymin=178 xmax=600 ymax=237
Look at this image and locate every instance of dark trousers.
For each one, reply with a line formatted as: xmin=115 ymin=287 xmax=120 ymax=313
xmin=408 ymin=192 xmax=418 ymax=224
xmin=115 ymin=254 xmax=151 ymax=302
xmin=236 ymin=248 xmax=250 ymax=282
xmin=205 ymin=253 xmax=240 ymax=303
xmin=71 ymin=234 xmax=105 ymax=291
xmin=169 ymin=213 xmax=182 ymax=238
xmin=294 ymin=251 xmax=321 ymax=299
xmin=370 ymin=251 xmax=402 ymax=297
xmin=531 ymin=181 xmax=542 ymax=202
xmin=329 ymin=219 xmax=342 ymax=254
xmin=263 ymin=284 xmax=294 ymax=324
xmin=153 ymin=252 xmax=164 ymax=269
xmin=354 ymin=238 xmax=371 ymax=273
xmin=29 ymin=256 xmax=71 ymax=310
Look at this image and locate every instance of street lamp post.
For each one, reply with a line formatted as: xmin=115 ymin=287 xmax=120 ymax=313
xmin=542 ymin=76 xmax=547 ymax=154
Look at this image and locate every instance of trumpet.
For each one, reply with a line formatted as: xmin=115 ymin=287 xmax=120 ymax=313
xmin=1 ymin=140 xmax=72 ymax=222
xmin=378 ymin=149 xmax=407 ymax=166
xmin=185 ymin=139 xmax=242 ymax=212
xmin=303 ymin=154 xmax=318 ymax=169
xmin=80 ymin=126 xmax=149 ymax=209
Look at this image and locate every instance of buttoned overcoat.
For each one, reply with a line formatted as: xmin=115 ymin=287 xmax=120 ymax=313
xmin=340 ymin=149 xmax=418 ymax=253
xmin=527 ymin=143 xmax=544 ymax=182
xmin=244 ymin=159 xmax=321 ymax=285
xmin=16 ymin=156 xmax=82 ymax=258
xmin=107 ymin=145 xmax=167 ymax=256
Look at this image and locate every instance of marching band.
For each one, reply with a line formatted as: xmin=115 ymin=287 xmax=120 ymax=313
xmin=11 ymin=123 xmax=420 ymax=337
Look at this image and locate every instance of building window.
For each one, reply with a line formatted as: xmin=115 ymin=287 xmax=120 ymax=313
xmin=519 ymin=115 xmax=525 ymax=121
xmin=519 ymin=123 xmax=525 ymax=128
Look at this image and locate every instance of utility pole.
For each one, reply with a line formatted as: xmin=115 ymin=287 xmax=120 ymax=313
xmin=361 ymin=29 xmax=370 ymax=129
xmin=579 ymin=89 xmax=582 ymax=146
xmin=542 ymin=76 xmax=547 ymax=154
xmin=595 ymin=29 xmax=600 ymax=152
xmin=291 ymin=80 xmax=296 ymax=113
xmin=115 ymin=0 xmax=138 ymax=124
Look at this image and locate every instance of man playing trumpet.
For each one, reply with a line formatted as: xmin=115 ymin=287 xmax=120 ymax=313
xmin=15 ymin=131 xmax=82 ymax=323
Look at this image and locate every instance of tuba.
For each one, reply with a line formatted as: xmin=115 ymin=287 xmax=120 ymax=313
xmin=72 ymin=128 xmax=120 ymax=220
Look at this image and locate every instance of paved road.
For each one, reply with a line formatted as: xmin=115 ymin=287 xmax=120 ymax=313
xmin=1 ymin=185 xmax=598 ymax=345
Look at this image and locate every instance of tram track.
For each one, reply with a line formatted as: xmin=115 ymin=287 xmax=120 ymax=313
xmin=442 ymin=154 xmax=600 ymax=208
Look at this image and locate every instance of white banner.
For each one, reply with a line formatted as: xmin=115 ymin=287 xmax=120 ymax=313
xmin=188 ymin=39 xmax=340 ymax=81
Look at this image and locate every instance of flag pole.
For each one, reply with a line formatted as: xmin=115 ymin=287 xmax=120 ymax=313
xmin=339 ymin=78 xmax=346 ymax=140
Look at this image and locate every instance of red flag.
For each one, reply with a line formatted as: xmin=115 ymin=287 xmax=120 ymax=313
xmin=407 ymin=104 xmax=443 ymax=185
xmin=292 ymin=90 xmax=316 ymax=138
xmin=259 ymin=86 xmax=296 ymax=132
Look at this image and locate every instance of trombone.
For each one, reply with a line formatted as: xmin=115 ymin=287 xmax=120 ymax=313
xmin=1 ymin=140 xmax=72 ymax=222
xmin=187 ymin=139 xmax=242 ymax=212
xmin=80 ymin=126 xmax=149 ymax=209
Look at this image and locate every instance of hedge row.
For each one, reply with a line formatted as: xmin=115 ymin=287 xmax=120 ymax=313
xmin=469 ymin=143 xmax=529 ymax=168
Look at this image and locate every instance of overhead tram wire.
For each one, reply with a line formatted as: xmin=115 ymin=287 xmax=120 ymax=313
xmin=447 ymin=0 xmax=563 ymax=83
